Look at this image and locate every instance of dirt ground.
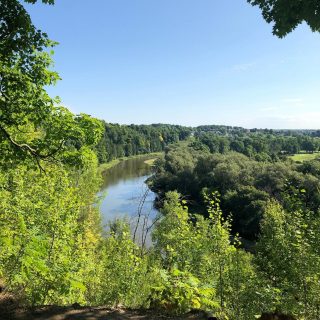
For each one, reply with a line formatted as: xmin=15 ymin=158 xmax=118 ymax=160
xmin=0 ymin=303 xmax=213 ymax=320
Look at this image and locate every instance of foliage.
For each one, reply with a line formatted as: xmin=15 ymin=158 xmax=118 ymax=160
xmin=151 ymin=190 xmax=320 ymax=319
xmin=248 ymin=0 xmax=320 ymax=37
xmin=95 ymin=122 xmax=192 ymax=163
xmin=0 ymin=0 xmax=104 ymax=306
xmin=0 ymin=160 xmax=102 ymax=305
xmin=2 ymin=1 xmax=320 ymax=318
xmin=94 ymin=219 xmax=155 ymax=308
xmin=224 ymin=186 xmax=270 ymax=238
xmin=256 ymin=201 xmax=320 ymax=319
xmin=151 ymin=191 xmax=271 ymax=319
xmin=195 ymin=130 xmax=320 ymax=160
xmin=150 ymin=268 xmax=217 ymax=314
xmin=96 ymin=124 xmax=320 ymax=167
xmin=150 ymin=144 xmax=320 ymax=239
xmin=0 ymin=0 xmax=103 ymax=170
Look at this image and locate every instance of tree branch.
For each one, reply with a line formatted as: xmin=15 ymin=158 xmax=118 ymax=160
xmin=0 ymin=124 xmax=65 ymax=172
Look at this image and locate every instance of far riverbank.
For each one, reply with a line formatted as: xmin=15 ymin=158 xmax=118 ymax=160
xmin=98 ymin=152 xmax=162 ymax=173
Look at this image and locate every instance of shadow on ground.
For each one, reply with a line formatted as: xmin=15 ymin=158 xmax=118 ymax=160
xmin=0 ymin=301 xmax=212 ymax=320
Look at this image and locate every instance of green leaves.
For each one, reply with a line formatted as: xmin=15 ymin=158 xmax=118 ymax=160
xmin=247 ymin=0 xmax=320 ymax=37
xmin=256 ymin=200 xmax=320 ymax=318
xmin=0 ymin=0 xmax=103 ymax=170
xmin=0 ymin=0 xmax=104 ymax=302
xmin=0 ymin=162 xmax=103 ymax=305
xmin=94 ymin=219 xmax=154 ymax=307
xmin=152 ymin=191 xmax=263 ymax=318
xmin=150 ymin=268 xmax=217 ymax=314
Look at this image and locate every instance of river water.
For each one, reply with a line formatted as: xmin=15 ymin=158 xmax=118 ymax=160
xmin=99 ymin=156 xmax=159 ymax=243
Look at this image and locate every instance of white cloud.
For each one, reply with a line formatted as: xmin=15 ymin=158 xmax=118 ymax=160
xmin=232 ymin=62 xmax=256 ymax=72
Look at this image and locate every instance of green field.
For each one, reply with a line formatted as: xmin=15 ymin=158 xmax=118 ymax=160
xmin=289 ymin=153 xmax=320 ymax=162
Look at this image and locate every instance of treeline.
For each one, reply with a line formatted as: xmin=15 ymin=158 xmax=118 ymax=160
xmin=95 ymin=123 xmax=320 ymax=165
xmin=95 ymin=122 xmax=192 ymax=163
xmin=149 ymin=143 xmax=320 ymax=239
xmin=194 ymin=129 xmax=320 ymax=161
xmin=195 ymin=124 xmax=320 ymax=137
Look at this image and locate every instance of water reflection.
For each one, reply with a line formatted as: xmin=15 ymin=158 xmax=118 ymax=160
xmin=99 ymin=156 xmax=159 ymax=245
xmin=100 ymin=156 xmax=154 ymax=189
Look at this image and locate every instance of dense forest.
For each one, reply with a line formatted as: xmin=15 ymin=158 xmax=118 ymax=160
xmin=149 ymin=142 xmax=320 ymax=239
xmin=1 ymin=1 xmax=320 ymax=320
xmin=95 ymin=122 xmax=192 ymax=162
xmin=95 ymin=123 xmax=320 ymax=165
xmin=194 ymin=126 xmax=320 ymax=160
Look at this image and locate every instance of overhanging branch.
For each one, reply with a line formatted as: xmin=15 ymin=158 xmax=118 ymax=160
xmin=0 ymin=124 xmax=65 ymax=171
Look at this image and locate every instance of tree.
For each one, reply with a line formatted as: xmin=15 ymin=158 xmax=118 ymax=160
xmin=248 ymin=0 xmax=320 ymax=37
xmin=0 ymin=0 xmax=103 ymax=170
xmin=256 ymin=200 xmax=320 ymax=318
xmin=151 ymin=191 xmax=273 ymax=319
xmin=0 ymin=0 xmax=104 ymax=305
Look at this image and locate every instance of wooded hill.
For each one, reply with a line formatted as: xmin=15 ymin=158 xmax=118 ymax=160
xmin=95 ymin=123 xmax=320 ymax=164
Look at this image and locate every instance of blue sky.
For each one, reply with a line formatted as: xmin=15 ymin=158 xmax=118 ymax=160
xmin=26 ymin=0 xmax=320 ymax=129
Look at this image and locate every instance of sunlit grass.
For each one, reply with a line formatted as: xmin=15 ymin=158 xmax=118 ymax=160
xmin=144 ymin=158 xmax=157 ymax=166
xmin=98 ymin=152 xmax=162 ymax=172
xmin=289 ymin=153 xmax=320 ymax=162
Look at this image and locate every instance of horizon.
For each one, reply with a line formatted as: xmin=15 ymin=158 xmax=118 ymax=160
xmin=26 ymin=0 xmax=320 ymax=129
xmin=96 ymin=121 xmax=320 ymax=131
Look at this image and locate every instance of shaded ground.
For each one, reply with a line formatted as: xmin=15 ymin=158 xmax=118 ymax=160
xmin=0 ymin=296 xmax=296 ymax=319
xmin=0 ymin=303 xmax=212 ymax=320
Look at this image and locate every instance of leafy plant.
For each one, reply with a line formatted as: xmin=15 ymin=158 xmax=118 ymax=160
xmin=150 ymin=268 xmax=218 ymax=314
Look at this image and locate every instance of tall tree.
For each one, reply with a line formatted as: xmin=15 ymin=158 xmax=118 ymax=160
xmin=0 ymin=0 xmax=104 ymax=305
xmin=0 ymin=0 xmax=102 ymax=170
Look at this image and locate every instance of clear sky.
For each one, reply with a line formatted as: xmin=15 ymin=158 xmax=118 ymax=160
xmin=25 ymin=0 xmax=320 ymax=129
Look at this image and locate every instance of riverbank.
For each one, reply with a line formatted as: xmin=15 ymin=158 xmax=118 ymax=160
xmin=98 ymin=152 xmax=162 ymax=173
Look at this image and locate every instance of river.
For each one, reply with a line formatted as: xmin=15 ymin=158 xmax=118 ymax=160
xmin=99 ymin=155 xmax=159 ymax=244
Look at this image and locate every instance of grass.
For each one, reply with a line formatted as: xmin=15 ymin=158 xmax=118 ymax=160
xmin=289 ymin=152 xmax=320 ymax=162
xmin=98 ymin=152 xmax=163 ymax=173
xmin=98 ymin=158 xmax=121 ymax=173
xmin=144 ymin=158 xmax=157 ymax=166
